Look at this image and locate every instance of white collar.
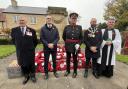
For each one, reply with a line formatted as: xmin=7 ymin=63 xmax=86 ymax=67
xmin=47 ymin=24 xmax=52 ymax=28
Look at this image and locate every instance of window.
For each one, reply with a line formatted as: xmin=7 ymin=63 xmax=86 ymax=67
xmin=13 ymin=15 xmax=19 ymax=23
xmin=30 ymin=16 xmax=37 ymax=24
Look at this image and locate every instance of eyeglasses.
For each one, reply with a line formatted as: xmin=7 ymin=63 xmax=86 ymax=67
xmin=71 ymin=17 xmax=77 ymax=20
xmin=19 ymin=20 xmax=25 ymax=21
xmin=46 ymin=18 xmax=52 ymax=19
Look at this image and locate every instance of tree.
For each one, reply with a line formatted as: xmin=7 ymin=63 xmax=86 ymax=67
xmin=104 ymin=0 xmax=128 ymax=31
xmin=97 ymin=22 xmax=107 ymax=29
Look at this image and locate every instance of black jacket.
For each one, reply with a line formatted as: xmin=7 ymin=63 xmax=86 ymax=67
xmin=40 ymin=24 xmax=60 ymax=51
xmin=84 ymin=27 xmax=102 ymax=58
xmin=62 ymin=25 xmax=83 ymax=53
xmin=11 ymin=26 xmax=38 ymax=66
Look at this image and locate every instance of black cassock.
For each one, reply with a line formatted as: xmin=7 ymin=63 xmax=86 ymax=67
xmin=11 ymin=26 xmax=38 ymax=75
xmin=97 ymin=28 xmax=122 ymax=77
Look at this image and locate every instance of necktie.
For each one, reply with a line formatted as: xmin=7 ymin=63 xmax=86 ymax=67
xmin=21 ymin=27 xmax=24 ymax=36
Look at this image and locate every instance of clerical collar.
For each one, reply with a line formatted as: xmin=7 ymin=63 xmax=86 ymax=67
xmin=107 ymin=28 xmax=114 ymax=31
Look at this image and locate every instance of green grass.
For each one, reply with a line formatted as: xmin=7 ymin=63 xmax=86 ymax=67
xmin=0 ymin=44 xmax=43 ymax=59
xmin=80 ymin=44 xmax=85 ymax=49
xmin=0 ymin=45 xmax=16 ymax=59
xmin=36 ymin=44 xmax=43 ymax=49
xmin=116 ymin=54 xmax=128 ymax=64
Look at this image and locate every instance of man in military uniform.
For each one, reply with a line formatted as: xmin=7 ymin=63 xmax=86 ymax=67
xmin=11 ymin=16 xmax=38 ymax=84
xmin=40 ymin=15 xmax=60 ymax=80
xmin=83 ymin=18 xmax=102 ymax=79
xmin=62 ymin=13 xmax=83 ymax=78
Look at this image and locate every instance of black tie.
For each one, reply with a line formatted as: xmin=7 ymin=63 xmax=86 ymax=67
xmin=21 ymin=27 xmax=24 ymax=36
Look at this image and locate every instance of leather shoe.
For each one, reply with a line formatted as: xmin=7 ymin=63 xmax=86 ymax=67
xmin=84 ymin=70 xmax=88 ymax=78
xmin=23 ymin=76 xmax=29 ymax=85
xmin=64 ymin=71 xmax=70 ymax=77
xmin=54 ymin=72 xmax=59 ymax=78
xmin=93 ymin=72 xmax=99 ymax=79
xmin=31 ymin=77 xmax=37 ymax=83
xmin=44 ymin=74 xmax=49 ymax=80
xmin=72 ymin=72 xmax=77 ymax=78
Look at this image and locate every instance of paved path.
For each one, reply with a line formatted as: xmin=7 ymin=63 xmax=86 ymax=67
xmin=0 ymin=53 xmax=128 ymax=89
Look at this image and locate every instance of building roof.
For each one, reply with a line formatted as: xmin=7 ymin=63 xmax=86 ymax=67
xmin=0 ymin=8 xmax=5 ymax=22
xmin=3 ymin=6 xmax=48 ymax=15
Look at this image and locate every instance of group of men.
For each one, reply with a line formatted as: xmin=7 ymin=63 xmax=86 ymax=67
xmin=11 ymin=12 xmax=122 ymax=85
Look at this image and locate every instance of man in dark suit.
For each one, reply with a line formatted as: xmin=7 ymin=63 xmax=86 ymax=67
xmin=40 ymin=15 xmax=60 ymax=80
xmin=62 ymin=13 xmax=83 ymax=78
xmin=83 ymin=18 xmax=102 ymax=79
xmin=11 ymin=16 xmax=38 ymax=84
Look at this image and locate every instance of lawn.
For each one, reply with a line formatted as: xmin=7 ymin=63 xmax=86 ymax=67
xmin=36 ymin=44 xmax=43 ymax=49
xmin=0 ymin=44 xmax=44 ymax=59
xmin=0 ymin=45 xmax=16 ymax=59
xmin=117 ymin=54 xmax=128 ymax=64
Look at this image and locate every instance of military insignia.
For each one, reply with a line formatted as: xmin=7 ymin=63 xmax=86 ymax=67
xmin=26 ymin=31 xmax=32 ymax=36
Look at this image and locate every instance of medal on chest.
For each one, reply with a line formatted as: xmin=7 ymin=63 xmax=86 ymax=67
xmin=26 ymin=29 xmax=32 ymax=36
xmin=88 ymin=27 xmax=97 ymax=38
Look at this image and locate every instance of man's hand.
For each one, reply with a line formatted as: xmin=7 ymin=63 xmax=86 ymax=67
xmin=75 ymin=44 xmax=80 ymax=50
xmin=106 ymin=41 xmax=112 ymax=46
xmin=90 ymin=46 xmax=97 ymax=53
xmin=48 ymin=43 xmax=54 ymax=49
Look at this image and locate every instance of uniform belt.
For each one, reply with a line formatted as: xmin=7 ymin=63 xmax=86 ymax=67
xmin=65 ymin=39 xmax=80 ymax=43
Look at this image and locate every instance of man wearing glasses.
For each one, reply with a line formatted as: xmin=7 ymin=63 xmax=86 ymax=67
xmin=40 ymin=15 xmax=60 ymax=80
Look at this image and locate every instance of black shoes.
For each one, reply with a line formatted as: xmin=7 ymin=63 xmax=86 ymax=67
xmin=93 ymin=72 xmax=99 ymax=79
xmin=23 ymin=76 xmax=30 ymax=85
xmin=54 ymin=72 xmax=59 ymax=78
xmin=31 ymin=77 xmax=37 ymax=83
xmin=23 ymin=74 xmax=37 ymax=85
xmin=72 ymin=72 xmax=77 ymax=78
xmin=44 ymin=72 xmax=59 ymax=80
xmin=64 ymin=71 xmax=70 ymax=77
xmin=84 ymin=70 xmax=99 ymax=79
xmin=84 ymin=70 xmax=88 ymax=78
xmin=64 ymin=71 xmax=77 ymax=78
xmin=44 ymin=74 xmax=49 ymax=80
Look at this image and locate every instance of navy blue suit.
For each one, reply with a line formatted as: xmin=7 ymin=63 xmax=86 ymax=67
xmin=40 ymin=24 xmax=59 ymax=74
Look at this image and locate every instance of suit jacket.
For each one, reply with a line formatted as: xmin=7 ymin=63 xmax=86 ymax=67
xmin=40 ymin=24 xmax=60 ymax=51
xmin=62 ymin=25 xmax=83 ymax=53
xmin=11 ymin=26 xmax=38 ymax=66
xmin=84 ymin=27 xmax=102 ymax=58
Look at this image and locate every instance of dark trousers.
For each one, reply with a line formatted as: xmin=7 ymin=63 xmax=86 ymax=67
xmin=97 ymin=65 xmax=114 ymax=77
xmin=21 ymin=63 xmax=35 ymax=78
xmin=66 ymin=51 xmax=78 ymax=73
xmin=44 ymin=50 xmax=57 ymax=74
xmin=85 ymin=58 xmax=98 ymax=73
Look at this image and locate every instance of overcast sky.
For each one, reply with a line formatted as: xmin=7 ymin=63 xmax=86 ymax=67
xmin=0 ymin=0 xmax=107 ymax=29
